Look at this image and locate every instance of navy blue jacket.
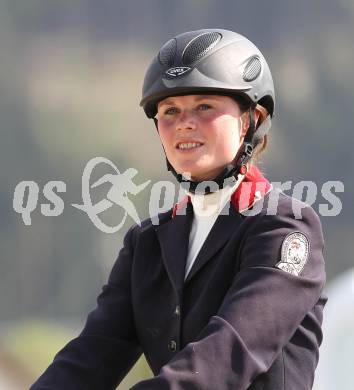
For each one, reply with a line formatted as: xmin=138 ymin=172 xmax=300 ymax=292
xmin=31 ymin=171 xmax=326 ymax=390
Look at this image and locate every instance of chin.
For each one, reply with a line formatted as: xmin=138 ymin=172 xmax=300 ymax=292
xmin=173 ymin=162 xmax=225 ymax=182
xmin=182 ymin=170 xmax=222 ymax=182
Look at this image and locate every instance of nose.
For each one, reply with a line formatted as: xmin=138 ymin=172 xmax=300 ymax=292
xmin=176 ymin=109 xmax=197 ymax=131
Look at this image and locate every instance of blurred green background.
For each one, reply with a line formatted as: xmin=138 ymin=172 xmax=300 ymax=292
xmin=0 ymin=0 xmax=353 ymax=388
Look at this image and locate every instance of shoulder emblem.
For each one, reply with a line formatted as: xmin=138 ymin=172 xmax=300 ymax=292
xmin=275 ymin=232 xmax=309 ymax=276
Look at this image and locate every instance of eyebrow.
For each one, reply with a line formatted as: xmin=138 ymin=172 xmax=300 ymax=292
xmin=158 ymin=95 xmax=221 ymax=107
xmin=158 ymin=99 xmax=175 ymax=107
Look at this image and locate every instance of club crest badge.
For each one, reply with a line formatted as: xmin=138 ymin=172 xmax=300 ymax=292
xmin=275 ymin=232 xmax=309 ymax=276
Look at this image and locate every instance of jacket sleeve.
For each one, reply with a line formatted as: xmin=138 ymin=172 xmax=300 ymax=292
xmin=30 ymin=225 xmax=142 ymax=390
xmin=131 ymin=205 xmax=326 ymax=390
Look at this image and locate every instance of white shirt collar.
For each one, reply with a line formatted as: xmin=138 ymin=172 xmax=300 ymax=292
xmin=187 ymin=175 xmax=244 ymax=218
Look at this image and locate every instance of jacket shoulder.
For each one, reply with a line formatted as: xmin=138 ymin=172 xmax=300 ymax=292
xmin=253 ymin=188 xmax=322 ymax=226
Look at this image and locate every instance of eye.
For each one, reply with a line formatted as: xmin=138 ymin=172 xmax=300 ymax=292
xmin=197 ymin=103 xmax=212 ymax=111
xmin=163 ymin=106 xmax=179 ymax=115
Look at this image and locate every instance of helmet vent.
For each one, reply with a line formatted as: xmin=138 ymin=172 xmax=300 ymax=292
xmin=182 ymin=32 xmax=222 ymax=65
xmin=243 ymin=56 xmax=262 ymax=82
xmin=158 ymin=38 xmax=177 ymax=66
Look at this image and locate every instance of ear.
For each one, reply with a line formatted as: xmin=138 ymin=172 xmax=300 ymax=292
xmin=239 ymin=110 xmax=261 ymax=141
xmin=254 ymin=109 xmax=261 ymax=128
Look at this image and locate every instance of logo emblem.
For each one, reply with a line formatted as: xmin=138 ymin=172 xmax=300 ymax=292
xmin=275 ymin=232 xmax=309 ymax=276
xmin=71 ymin=157 xmax=150 ymax=233
xmin=165 ymin=66 xmax=192 ymax=78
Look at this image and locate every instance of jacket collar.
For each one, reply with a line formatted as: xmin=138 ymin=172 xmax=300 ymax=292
xmin=231 ymin=164 xmax=272 ymax=212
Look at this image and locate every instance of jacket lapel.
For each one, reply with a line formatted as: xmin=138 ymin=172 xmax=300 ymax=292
xmin=184 ymin=202 xmax=243 ymax=283
xmin=185 ymin=165 xmax=271 ymax=283
xmin=154 ymin=202 xmax=193 ymax=294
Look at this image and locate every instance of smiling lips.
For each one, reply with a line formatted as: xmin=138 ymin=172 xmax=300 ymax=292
xmin=176 ymin=142 xmax=203 ymax=150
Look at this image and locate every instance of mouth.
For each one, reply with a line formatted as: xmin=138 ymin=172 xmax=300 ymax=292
xmin=176 ymin=141 xmax=204 ymax=150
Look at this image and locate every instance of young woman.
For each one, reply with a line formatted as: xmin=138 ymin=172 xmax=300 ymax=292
xmin=31 ymin=29 xmax=326 ymax=390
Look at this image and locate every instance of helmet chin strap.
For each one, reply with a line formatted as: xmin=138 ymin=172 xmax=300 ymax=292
xmin=153 ymin=105 xmax=271 ymax=195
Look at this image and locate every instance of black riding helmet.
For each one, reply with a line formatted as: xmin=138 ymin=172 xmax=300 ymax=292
xmin=140 ymin=29 xmax=275 ymax=193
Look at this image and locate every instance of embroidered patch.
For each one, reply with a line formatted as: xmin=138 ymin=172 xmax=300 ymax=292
xmin=275 ymin=232 xmax=309 ymax=276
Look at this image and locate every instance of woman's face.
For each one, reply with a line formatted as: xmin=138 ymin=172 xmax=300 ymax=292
xmin=157 ymin=94 xmax=247 ymax=181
